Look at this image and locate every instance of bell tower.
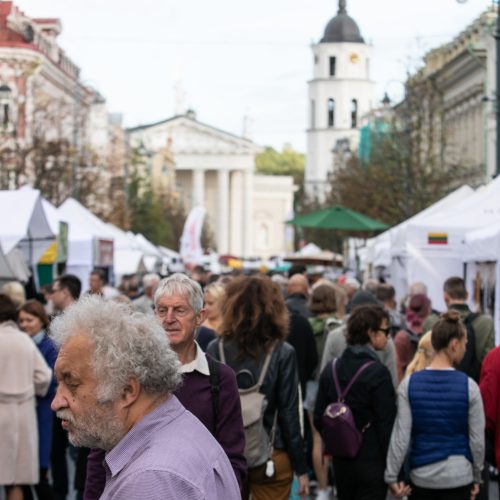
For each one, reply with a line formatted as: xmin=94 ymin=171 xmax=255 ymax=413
xmin=305 ymin=0 xmax=375 ymax=200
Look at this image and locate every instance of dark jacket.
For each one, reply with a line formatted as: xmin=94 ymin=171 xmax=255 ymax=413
xmin=285 ymin=293 xmax=311 ymax=318
xmin=314 ymin=344 xmax=396 ymax=463
xmin=423 ymin=303 xmax=494 ymax=365
xmin=36 ymin=332 xmax=58 ymax=469
xmin=286 ymin=308 xmax=318 ymax=394
xmin=207 ymin=338 xmax=307 ymax=475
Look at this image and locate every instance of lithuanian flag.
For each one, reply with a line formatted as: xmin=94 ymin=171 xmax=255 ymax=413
xmin=428 ymin=233 xmax=448 ymax=245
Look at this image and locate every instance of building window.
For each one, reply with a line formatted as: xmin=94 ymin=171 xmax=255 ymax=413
xmin=351 ymin=99 xmax=358 ymax=128
xmin=311 ymin=99 xmax=315 ymax=128
xmin=329 ymin=57 xmax=336 ymax=76
xmin=314 ymin=54 xmax=319 ymax=65
xmin=328 ymin=98 xmax=335 ymax=128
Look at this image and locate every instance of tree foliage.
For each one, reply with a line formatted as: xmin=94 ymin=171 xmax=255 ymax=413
xmin=0 ymin=80 xmax=108 ymax=212
xmin=125 ymin=167 xmax=186 ymax=249
xmin=255 ymin=144 xmax=305 ymax=185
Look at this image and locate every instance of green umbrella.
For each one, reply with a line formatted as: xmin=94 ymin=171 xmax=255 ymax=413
xmin=286 ymin=205 xmax=389 ymax=231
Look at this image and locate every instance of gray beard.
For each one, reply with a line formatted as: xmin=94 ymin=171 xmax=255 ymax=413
xmin=58 ymin=404 xmax=126 ymax=451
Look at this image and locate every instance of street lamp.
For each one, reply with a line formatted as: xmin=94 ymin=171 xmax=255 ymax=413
xmin=458 ymin=0 xmax=500 ymax=177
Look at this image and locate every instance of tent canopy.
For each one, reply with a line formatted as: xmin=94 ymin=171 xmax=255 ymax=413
xmin=0 ymin=188 xmax=55 ymax=265
xmin=463 ymin=223 xmax=500 ymax=262
xmin=287 ymin=205 xmax=389 ymax=231
xmin=366 ymin=185 xmax=474 ymax=267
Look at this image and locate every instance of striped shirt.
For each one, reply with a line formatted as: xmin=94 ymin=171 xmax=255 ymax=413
xmin=101 ymin=395 xmax=240 ymax=499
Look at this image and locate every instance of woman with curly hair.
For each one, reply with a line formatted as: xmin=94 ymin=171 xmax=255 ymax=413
xmin=385 ymin=310 xmax=485 ymax=500
xmin=207 ymin=274 xmax=309 ymax=500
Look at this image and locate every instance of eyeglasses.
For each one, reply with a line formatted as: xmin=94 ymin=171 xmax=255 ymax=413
xmin=378 ymin=327 xmax=390 ymax=337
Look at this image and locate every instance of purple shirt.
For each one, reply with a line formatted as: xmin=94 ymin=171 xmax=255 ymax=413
xmin=100 ymin=395 xmax=240 ymax=500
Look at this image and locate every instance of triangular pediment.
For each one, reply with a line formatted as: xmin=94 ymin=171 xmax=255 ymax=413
xmin=128 ymin=115 xmax=261 ymax=155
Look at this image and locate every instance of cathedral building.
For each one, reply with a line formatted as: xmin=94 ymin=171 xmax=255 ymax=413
xmin=128 ymin=112 xmax=295 ymax=258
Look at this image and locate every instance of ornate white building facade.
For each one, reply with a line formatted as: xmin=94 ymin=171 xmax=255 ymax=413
xmin=305 ymin=0 xmax=375 ymax=199
xmin=416 ymin=8 xmax=497 ymax=182
xmin=128 ymin=114 xmax=295 ymax=258
xmin=0 ymin=2 xmax=123 ymax=212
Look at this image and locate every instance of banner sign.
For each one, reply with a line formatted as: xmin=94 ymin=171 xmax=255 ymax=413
xmin=180 ymin=206 xmax=206 ymax=264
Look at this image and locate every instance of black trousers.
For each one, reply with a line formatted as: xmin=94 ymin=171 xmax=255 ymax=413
xmin=22 ymin=468 xmax=55 ymax=500
xmin=333 ymin=459 xmax=387 ymax=500
xmin=50 ymin=414 xmax=69 ymax=500
xmin=411 ymin=484 xmax=473 ymax=500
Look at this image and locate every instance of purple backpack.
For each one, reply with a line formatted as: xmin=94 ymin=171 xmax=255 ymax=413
xmin=322 ymin=359 xmax=374 ymax=458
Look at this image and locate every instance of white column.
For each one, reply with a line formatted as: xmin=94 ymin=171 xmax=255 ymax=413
xmin=230 ymin=171 xmax=243 ymax=256
xmin=217 ymin=169 xmax=229 ymax=254
xmin=192 ymin=168 xmax=205 ymax=207
xmin=243 ymin=169 xmax=253 ymax=257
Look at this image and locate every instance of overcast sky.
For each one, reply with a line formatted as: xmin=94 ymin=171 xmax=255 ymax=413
xmin=13 ymin=0 xmax=494 ymax=151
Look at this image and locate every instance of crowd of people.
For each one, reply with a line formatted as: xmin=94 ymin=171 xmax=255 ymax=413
xmin=0 ymin=264 xmax=499 ymax=500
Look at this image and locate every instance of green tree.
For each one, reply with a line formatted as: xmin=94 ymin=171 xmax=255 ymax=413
xmin=126 ymin=169 xmax=183 ymax=248
xmin=255 ymin=144 xmax=305 ymax=184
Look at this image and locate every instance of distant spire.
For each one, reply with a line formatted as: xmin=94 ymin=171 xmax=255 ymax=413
xmin=338 ymin=0 xmax=347 ymax=14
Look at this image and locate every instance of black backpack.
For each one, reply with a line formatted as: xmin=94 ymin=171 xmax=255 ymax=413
xmin=404 ymin=327 xmax=421 ymax=359
xmin=456 ymin=313 xmax=480 ymax=382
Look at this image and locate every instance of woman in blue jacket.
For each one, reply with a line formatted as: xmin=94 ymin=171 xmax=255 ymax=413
xmin=385 ymin=310 xmax=485 ymax=500
xmin=19 ymin=299 xmax=58 ymax=500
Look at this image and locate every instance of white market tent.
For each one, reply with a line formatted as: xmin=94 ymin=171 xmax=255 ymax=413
xmin=0 ymin=188 xmax=55 ymax=272
xmin=133 ymin=233 xmax=162 ymax=272
xmin=463 ymin=221 xmax=500 ymax=344
xmin=104 ymin=223 xmax=148 ymax=279
xmin=401 ymin=177 xmax=500 ymax=311
xmin=0 ymin=242 xmax=16 ymax=281
xmin=58 ymin=198 xmax=117 ymax=290
xmin=365 ymin=185 xmax=474 ymax=269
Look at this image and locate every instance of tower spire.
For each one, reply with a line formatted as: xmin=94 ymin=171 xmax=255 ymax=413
xmin=338 ymin=0 xmax=347 ymax=14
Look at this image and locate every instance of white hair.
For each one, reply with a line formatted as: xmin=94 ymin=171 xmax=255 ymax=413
xmin=345 ymin=277 xmax=360 ymax=290
xmin=1 ymin=281 xmax=26 ymax=308
xmin=51 ymin=295 xmax=181 ymax=401
xmin=142 ymin=273 xmax=161 ymax=289
xmin=154 ymin=273 xmax=204 ymax=313
xmin=362 ymin=278 xmax=379 ymax=294
xmin=409 ymin=282 xmax=428 ymax=296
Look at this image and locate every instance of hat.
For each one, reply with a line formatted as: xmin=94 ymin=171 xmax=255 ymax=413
xmin=346 ymin=290 xmax=381 ymax=313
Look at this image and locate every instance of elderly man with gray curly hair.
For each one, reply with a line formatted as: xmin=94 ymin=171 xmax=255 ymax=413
xmin=51 ymin=295 xmax=240 ymax=500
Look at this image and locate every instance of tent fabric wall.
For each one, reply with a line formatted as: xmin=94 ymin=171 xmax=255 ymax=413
xmin=399 ymin=178 xmax=500 ymax=311
xmin=366 ymin=186 xmax=474 ymax=270
xmin=0 ymin=189 xmax=55 ymax=266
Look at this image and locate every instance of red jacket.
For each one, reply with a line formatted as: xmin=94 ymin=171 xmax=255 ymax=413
xmin=479 ymin=346 xmax=500 ymax=466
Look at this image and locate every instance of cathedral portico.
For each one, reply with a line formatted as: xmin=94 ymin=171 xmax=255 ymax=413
xmin=128 ymin=114 xmax=291 ymax=258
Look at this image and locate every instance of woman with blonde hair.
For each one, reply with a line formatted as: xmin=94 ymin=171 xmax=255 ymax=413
xmin=202 ymin=281 xmax=225 ymax=334
xmin=404 ymin=330 xmax=434 ymax=378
